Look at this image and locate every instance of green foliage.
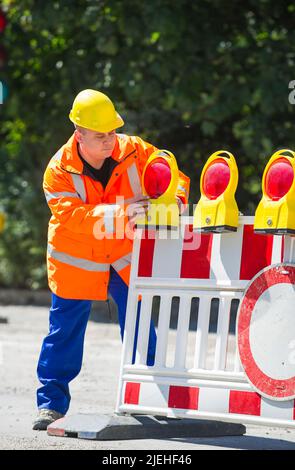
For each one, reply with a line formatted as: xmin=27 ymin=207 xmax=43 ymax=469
xmin=0 ymin=0 xmax=295 ymax=288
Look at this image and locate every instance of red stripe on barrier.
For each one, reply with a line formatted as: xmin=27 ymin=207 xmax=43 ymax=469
xmin=168 ymin=385 xmax=199 ymax=410
xmin=138 ymin=230 xmax=156 ymax=277
xmin=124 ymin=382 xmax=140 ymax=405
xmin=239 ymin=225 xmax=274 ymax=280
xmin=180 ymin=225 xmax=213 ymax=279
xmin=229 ymin=390 xmax=261 ymax=416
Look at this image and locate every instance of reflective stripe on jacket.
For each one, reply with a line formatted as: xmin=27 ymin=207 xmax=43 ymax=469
xmin=44 ymin=133 xmax=190 ymax=300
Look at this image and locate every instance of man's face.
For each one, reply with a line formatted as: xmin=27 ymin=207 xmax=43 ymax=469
xmin=75 ymin=127 xmax=117 ymax=161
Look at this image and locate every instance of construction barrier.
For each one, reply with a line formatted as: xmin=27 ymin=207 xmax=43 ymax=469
xmin=116 ymin=216 xmax=295 ymax=428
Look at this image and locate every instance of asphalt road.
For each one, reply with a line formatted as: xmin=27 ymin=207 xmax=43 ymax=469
xmin=0 ymin=305 xmax=294 ymax=450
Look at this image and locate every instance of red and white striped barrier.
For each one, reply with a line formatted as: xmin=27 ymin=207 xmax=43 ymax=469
xmin=116 ymin=216 xmax=295 ymax=428
xmin=136 ymin=216 xmax=283 ymax=286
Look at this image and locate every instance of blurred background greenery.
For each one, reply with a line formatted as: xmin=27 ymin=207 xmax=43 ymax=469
xmin=0 ymin=0 xmax=294 ymax=290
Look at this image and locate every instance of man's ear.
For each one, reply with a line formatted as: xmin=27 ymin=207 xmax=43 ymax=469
xmin=74 ymin=129 xmax=82 ymax=143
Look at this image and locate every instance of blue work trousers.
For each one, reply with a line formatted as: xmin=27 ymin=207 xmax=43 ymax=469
xmin=36 ymin=267 xmax=156 ymax=414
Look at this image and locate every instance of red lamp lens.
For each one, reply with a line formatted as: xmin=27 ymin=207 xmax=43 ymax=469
xmin=265 ymin=158 xmax=294 ymax=200
xmin=203 ymin=159 xmax=230 ymax=200
xmin=144 ymin=159 xmax=171 ymax=198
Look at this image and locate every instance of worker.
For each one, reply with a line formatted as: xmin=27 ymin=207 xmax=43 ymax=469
xmin=33 ymin=89 xmax=190 ymax=430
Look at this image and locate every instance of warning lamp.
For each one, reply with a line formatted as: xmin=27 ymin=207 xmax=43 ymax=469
xmin=193 ymin=150 xmax=239 ymax=233
xmin=0 ymin=10 xmax=7 ymax=33
xmin=135 ymin=149 xmax=180 ymax=230
xmin=254 ymin=149 xmax=295 ymax=235
xmin=203 ymin=159 xmax=231 ymax=200
xmin=143 ymin=159 xmax=171 ymax=199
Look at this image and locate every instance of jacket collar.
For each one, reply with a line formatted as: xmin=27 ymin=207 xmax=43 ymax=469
xmin=60 ymin=133 xmax=134 ymax=174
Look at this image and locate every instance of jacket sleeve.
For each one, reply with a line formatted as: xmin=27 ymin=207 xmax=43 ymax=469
xmin=43 ymin=164 xmax=126 ymax=237
xmin=133 ymin=136 xmax=190 ymax=205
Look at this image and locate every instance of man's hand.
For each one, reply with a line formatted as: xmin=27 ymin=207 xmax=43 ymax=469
xmin=126 ymin=195 xmax=184 ymax=232
xmin=126 ymin=195 xmax=151 ymax=227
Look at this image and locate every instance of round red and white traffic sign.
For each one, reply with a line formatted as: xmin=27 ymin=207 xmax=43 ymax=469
xmin=237 ymin=263 xmax=295 ymax=401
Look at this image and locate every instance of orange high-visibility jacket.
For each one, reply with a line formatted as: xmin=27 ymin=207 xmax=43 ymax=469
xmin=43 ymin=133 xmax=190 ymax=300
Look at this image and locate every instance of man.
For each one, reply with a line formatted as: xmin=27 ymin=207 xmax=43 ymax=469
xmin=33 ymin=89 xmax=190 ymax=430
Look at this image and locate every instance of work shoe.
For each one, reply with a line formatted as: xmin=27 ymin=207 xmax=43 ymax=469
xmin=32 ymin=408 xmax=64 ymax=431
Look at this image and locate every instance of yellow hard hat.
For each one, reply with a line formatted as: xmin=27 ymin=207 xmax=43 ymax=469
xmin=69 ymin=89 xmax=124 ymax=132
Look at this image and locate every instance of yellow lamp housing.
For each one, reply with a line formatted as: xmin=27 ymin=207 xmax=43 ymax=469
xmin=254 ymin=149 xmax=295 ymax=235
xmin=193 ymin=150 xmax=239 ymax=233
xmin=135 ymin=149 xmax=180 ymax=230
